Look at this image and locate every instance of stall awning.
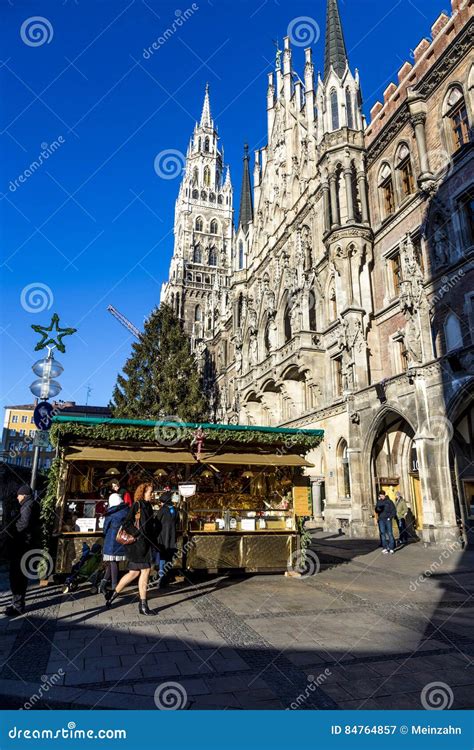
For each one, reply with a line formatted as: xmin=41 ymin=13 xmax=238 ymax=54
xmin=200 ymin=453 xmax=314 ymax=468
xmin=64 ymin=446 xmax=197 ymax=463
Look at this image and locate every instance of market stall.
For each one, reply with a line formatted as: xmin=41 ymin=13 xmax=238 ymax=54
xmin=46 ymin=416 xmax=323 ymax=574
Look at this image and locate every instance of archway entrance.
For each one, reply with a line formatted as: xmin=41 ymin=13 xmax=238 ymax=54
xmin=371 ymin=412 xmax=421 ymax=532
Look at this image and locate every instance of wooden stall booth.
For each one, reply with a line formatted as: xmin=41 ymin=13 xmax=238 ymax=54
xmin=48 ymin=416 xmax=324 ymax=574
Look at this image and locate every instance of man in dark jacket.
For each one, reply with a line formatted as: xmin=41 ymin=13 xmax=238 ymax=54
xmin=4 ymin=484 xmax=40 ymax=616
xmin=153 ymin=487 xmax=178 ymax=589
xmin=375 ymin=491 xmax=397 ymax=554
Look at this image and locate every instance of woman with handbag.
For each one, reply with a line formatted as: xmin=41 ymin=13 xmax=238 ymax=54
xmin=105 ymin=482 xmax=156 ymax=615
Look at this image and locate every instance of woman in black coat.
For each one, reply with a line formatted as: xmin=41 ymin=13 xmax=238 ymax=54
xmin=106 ymin=483 xmax=156 ymax=615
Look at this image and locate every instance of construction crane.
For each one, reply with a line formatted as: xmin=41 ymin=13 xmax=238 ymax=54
xmin=107 ymin=305 xmax=141 ymax=340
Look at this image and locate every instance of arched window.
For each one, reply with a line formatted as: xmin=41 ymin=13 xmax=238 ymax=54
xmin=194 ymin=305 xmax=202 ymax=322
xmin=195 ymin=216 xmax=203 ymax=232
xmin=345 ymin=88 xmax=354 ymax=129
xmin=201 ymin=190 xmax=207 ymax=200
xmin=210 ymin=219 xmax=218 ymax=234
xmin=337 ymin=439 xmax=351 ymax=498
xmin=192 ymin=189 xmax=198 ymax=199
xmin=218 ymin=195 xmax=223 ymax=204
xmin=444 ymin=86 xmax=470 ymax=153
xmin=208 ymin=247 xmax=217 ymax=266
xmin=192 ymin=167 xmax=198 ymax=185
xmin=330 ymin=88 xmax=339 ymax=130
xmin=193 ymin=244 xmax=202 ymax=263
xmin=396 ymin=143 xmax=415 ymax=198
xmin=238 ymin=240 xmax=244 ymax=269
xmin=204 ymin=137 xmax=210 ymax=152
xmin=379 ymin=163 xmax=395 ymax=218
xmin=196 ymin=273 xmax=202 ymax=284
xmin=236 ymin=294 xmax=243 ymax=328
xmin=203 ymin=166 xmax=211 ymax=187
xmin=209 ymin=192 xmax=216 ymax=202
xmin=444 ymin=313 xmax=463 ymax=352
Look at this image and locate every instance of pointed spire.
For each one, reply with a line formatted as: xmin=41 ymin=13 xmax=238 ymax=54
xmin=238 ymin=144 xmax=253 ymax=231
xmin=200 ymin=82 xmax=212 ymax=128
xmin=324 ymin=0 xmax=349 ymax=80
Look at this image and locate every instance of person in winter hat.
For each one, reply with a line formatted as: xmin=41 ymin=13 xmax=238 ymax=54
xmin=2 ymin=484 xmax=40 ymax=617
xmin=99 ymin=490 xmax=129 ymax=596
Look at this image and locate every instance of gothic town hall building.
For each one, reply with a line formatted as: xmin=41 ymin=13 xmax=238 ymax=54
xmin=162 ymin=0 xmax=474 ymax=545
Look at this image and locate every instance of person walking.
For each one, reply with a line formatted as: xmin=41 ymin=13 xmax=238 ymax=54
xmin=394 ymin=491 xmax=409 ymax=546
xmin=153 ymin=486 xmax=178 ymax=589
xmin=105 ymin=482 xmax=155 ymax=615
xmin=99 ymin=490 xmax=129 ymax=596
xmin=2 ymin=484 xmax=40 ymax=616
xmin=375 ymin=490 xmax=397 ymax=555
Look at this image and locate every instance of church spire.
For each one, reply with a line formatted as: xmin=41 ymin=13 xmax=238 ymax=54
xmin=324 ymin=0 xmax=349 ymax=80
xmin=200 ymin=82 xmax=212 ymax=128
xmin=238 ymin=144 xmax=253 ymax=231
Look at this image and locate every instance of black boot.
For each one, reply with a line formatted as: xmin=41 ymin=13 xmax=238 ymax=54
xmin=105 ymin=590 xmax=118 ymax=609
xmin=139 ymin=599 xmax=152 ymax=615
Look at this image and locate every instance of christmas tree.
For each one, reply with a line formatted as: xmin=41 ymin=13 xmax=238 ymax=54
xmin=111 ymin=305 xmax=209 ymax=421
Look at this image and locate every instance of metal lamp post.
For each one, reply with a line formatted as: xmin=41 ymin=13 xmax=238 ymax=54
xmin=29 ymin=314 xmax=76 ymax=492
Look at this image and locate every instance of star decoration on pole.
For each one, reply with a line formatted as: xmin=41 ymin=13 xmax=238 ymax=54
xmin=31 ymin=313 xmax=77 ymax=354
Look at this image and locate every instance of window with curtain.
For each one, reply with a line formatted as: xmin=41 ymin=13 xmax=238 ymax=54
xmin=445 ymin=87 xmax=470 ymax=152
xmin=396 ymin=144 xmax=415 ymax=198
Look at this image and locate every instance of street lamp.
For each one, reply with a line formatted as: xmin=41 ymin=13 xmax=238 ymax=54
xmin=29 ymin=314 xmax=76 ymax=491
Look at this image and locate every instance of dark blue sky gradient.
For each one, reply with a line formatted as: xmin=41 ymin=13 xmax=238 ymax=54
xmin=0 ymin=0 xmax=447 ymax=407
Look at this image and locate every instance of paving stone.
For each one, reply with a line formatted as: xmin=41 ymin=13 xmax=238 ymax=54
xmin=64 ymin=669 xmax=104 ymax=686
xmin=103 ymin=665 xmax=143 ymax=681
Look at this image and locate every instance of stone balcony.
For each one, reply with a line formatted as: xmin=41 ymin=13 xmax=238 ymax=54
xmin=238 ymin=331 xmax=323 ymax=391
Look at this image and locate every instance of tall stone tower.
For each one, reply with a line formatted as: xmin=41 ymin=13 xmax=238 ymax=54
xmin=315 ymin=0 xmax=373 ymax=394
xmin=161 ymin=85 xmax=234 ymax=348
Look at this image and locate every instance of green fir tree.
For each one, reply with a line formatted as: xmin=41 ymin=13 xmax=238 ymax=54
xmin=111 ymin=305 xmax=209 ymax=421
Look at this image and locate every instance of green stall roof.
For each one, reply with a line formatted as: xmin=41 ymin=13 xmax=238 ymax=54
xmin=51 ymin=415 xmax=324 ymax=449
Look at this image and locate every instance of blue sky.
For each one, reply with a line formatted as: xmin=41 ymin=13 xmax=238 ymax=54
xmin=0 ymin=0 xmax=448 ymax=408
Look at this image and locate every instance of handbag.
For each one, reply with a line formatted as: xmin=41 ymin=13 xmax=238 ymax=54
xmin=116 ymin=505 xmax=141 ymax=546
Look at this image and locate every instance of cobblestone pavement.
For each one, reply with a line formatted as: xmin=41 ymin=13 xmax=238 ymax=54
xmin=0 ymin=537 xmax=472 ymax=710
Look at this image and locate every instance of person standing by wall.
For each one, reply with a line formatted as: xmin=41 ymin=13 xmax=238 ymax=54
xmin=105 ymin=482 xmax=155 ymax=615
xmin=375 ymin=491 xmax=397 ymax=555
xmin=394 ymin=491 xmax=409 ymax=546
xmin=2 ymin=484 xmax=39 ymax=616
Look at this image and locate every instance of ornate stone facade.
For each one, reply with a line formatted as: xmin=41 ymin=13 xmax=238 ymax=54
xmin=162 ymin=0 xmax=474 ymax=544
